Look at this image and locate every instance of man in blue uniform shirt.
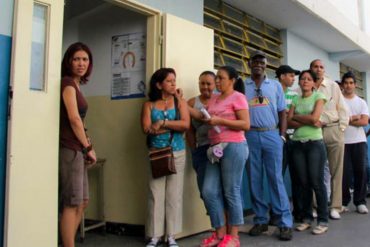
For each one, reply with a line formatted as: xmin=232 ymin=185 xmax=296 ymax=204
xmin=245 ymin=50 xmax=293 ymax=241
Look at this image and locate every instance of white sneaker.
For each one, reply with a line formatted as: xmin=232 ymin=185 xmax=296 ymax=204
xmin=329 ymin=209 xmax=341 ymax=220
xmin=146 ymin=237 xmax=160 ymax=247
xmin=357 ymin=204 xmax=369 ymax=214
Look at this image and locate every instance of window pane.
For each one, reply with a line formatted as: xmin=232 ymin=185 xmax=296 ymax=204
xmin=204 ymin=13 xmax=222 ymax=30
xmin=224 ymin=4 xmax=244 ymax=23
xmin=223 ymin=37 xmax=243 ymax=55
xmin=223 ymin=21 xmax=243 ymax=38
xmin=223 ymin=54 xmax=245 ymax=73
xmin=30 ymin=3 xmax=48 ymax=91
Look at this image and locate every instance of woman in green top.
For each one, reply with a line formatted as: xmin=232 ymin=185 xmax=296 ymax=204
xmin=287 ymin=70 xmax=328 ymax=235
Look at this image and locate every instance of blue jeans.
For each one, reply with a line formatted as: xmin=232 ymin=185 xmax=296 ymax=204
xmin=246 ymin=130 xmax=293 ymax=228
xmin=291 ymin=140 xmax=328 ymax=224
xmin=202 ymin=141 xmax=248 ymax=228
xmin=191 ymin=144 xmax=209 ymax=197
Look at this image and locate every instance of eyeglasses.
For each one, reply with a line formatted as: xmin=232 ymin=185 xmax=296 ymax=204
xmin=255 ymin=88 xmax=264 ymax=104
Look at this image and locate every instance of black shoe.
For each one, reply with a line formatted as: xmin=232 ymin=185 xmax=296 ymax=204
xmin=248 ymin=224 xmax=268 ymax=236
xmin=279 ymin=227 xmax=292 ymax=241
xmin=268 ymin=215 xmax=279 ymax=226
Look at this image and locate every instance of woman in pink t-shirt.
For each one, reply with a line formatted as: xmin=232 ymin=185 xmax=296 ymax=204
xmin=200 ymin=66 xmax=250 ymax=247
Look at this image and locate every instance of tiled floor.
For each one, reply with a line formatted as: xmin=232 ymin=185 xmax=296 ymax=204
xmin=76 ymin=206 xmax=370 ymax=247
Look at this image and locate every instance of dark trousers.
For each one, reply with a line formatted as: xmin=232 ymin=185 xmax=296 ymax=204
xmin=285 ymin=139 xmax=302 ymax=222
xmin=291 ymin=140 xmax=328 ymax=224
xmin=343 ymin=142 xmax=368 ymax=206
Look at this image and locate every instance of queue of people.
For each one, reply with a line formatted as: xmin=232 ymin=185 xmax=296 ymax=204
xmin=58 ymin=42 xmax=368 ymax=247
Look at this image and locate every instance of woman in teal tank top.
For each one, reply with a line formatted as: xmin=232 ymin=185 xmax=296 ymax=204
xmin=141 ymin=68 xmax=190 ymax=247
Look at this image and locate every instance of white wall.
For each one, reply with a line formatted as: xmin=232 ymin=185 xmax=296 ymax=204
xmin=0 ymin=0 xmax=14 ymax=36
xmin=282 ymin=30 xmax=340 ymax=88
xmin=359 ymin=0 xmax=370 ymax=35
xmin=63 ymin=5 xmax=147 ymax=96
xmin=365 ymin=72 xmax=370 ymax=102
xmin=135 ymin=0 xmax=204 ymax=25
xmin=328 ymin=0 xmax=360 ymax=27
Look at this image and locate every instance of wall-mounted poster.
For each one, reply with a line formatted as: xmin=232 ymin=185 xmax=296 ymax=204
xmin=111 ymin=32 xmax=146 ymax=100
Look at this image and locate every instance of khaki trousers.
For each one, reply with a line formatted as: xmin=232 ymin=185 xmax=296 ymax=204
xmin=146 ymin=150 xmax=186 ymax=238
xmin=322 ymin=125 xmax=345 ymax=210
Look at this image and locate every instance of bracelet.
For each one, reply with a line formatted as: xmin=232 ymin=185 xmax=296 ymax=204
xmin=162 ymin=119 xmax=167 ymax=128
xmin=82 ymin=144 xmax=93 ymax=155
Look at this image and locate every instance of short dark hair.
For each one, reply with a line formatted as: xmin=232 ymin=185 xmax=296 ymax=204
xmin=309 ymin=59 xmax=321 ymax=69
xmin=199 ymin=70 xmax=216 ymax=79
xmin=148 ymin=68 xmax=176 ymax=101
xmin=299 ymin=70 xmax=318 ymax=82
xmin=341 ymin=71 xmax=356 ymax=84
xmin=218 ymin=66 xmax=245 ymax=94
xmin=61 ymin=42 xmax=93 ymax=84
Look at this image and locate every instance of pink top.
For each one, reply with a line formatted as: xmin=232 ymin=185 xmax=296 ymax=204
xmin=207 ymin=91 xmax=248 ymax=144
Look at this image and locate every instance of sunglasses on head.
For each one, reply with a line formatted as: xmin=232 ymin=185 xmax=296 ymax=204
xmin=255 ymin=88 xmax=264 ymax=104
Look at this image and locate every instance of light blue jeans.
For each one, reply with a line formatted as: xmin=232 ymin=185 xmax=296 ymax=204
xmin=246 ymin=130 xmax=293 ymax=228
xmin=202 ymin=141 xmax=248 ymax=228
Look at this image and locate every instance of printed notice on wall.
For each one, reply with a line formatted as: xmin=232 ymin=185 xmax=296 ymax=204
xmin=111 ymin=32 xmax=146 ymax=100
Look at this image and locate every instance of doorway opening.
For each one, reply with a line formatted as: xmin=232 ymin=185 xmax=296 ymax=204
xmin=62 ymin=0 xmax=157 ymax=239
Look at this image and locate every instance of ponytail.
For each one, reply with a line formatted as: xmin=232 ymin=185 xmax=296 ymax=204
xmin=218 ymin=65 xmax=245 ymax=94
xmin=233 ymin=77 xmax=245 ymax=94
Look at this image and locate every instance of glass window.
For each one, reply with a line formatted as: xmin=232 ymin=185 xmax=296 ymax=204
xmin=223 ymin=37 xmax=243 ymax=55
xmin=223 ymin=54 xmax=245 ymax=74
xmin=223 ymin=4 xmax=244 ymax=23
xmin=214 ymin=52 xmax=223 ymax=66
xmin=214 ymin=34 xmax=222 ymax=48
xmin=223 ymin=21 xmax=244 ymax=38
xmin=204 ymin=13 xmax=222 ymax=30
xmin=204 ymin=0 xmax=221 ymax=12
xmin=30 ymin=2 xmax=48 ymax=91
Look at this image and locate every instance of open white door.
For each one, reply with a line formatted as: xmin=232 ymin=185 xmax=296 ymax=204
xmin=162 ymin=13 xmax=214 ymax=237
xmin=5 ymin=0 xmax=64 ymax=246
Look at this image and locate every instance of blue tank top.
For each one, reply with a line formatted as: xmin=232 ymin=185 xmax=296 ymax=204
xmin=149 ymin=107 xmax=185 ymax=151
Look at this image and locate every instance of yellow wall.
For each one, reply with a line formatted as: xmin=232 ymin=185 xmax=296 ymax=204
xmin=81 ymin=9 xmax=214 ymax=239
xmin=84 ymin=95 xmax=209 ymax=235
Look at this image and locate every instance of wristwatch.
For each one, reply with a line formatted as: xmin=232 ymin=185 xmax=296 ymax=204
xmin=82 ymin=144 xmax=93 ymax=155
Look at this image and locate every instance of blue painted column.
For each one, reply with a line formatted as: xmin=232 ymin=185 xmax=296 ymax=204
xmin=0 ymin=0 xmax=14 ymax=244
xmin=0 ymin=34 xmax=11 ymax=246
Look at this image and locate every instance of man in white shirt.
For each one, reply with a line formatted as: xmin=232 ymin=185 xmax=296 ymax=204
xmin=341 ymin=72 xmax=369 ymax=214
xmin=310 ymin=59 xmax=349 ymax=219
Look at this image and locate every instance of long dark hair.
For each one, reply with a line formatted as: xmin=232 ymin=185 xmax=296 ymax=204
xmin=218 ymin=66 xmax=245 ymax=94
xmin=148 ymin=68 xmax=176 ymax=101
xmin=61 ymin=42 xmax=93 ymax=84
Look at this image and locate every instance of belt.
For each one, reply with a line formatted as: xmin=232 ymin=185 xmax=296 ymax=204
xmin=322 ymin=121 xmax=339 ymax=128
xmin=250 ymin=126 xmax=277 ymax=132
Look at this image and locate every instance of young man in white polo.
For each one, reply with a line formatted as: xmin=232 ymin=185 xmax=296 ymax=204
xmin=341 ymin=71 xmax=369 ymax=214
